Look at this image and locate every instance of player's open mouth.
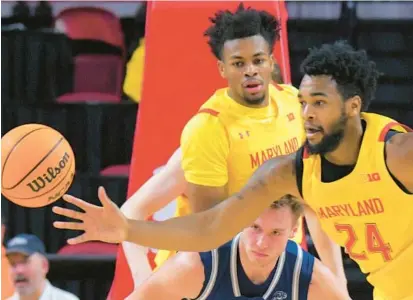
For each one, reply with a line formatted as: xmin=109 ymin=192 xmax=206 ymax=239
xmin=243 ymin=79 xmax=263 ymax=94
xmin=305 ymin=127 xmax=322 ymax=138
xmin=244 ymin=83 xmax=263 ymax=94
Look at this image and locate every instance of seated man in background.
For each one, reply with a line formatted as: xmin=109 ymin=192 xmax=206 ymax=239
xmin=127 ymin=195 xmax=349 ymax=300
xmin=2 ymin=215 xmax=14 ymax=299
xmin=5 ymin=233 xmax=79 ymax=300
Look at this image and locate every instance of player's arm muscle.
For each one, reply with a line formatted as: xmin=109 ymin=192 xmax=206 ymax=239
xmin=307 ymin=259 xmax=351 ymax=300
xmin=186 ymin=183 xmax=227 ymax=212
xmin=304 ymin=206 xmax=348 ymax=288
xmin=120 ymin=147 xmax=185 ymax=220
xmin=125 ymin=153 xmax=299 ymax=251
xmin=129 ymin=252 xmax=204 ymax=300
xmin=385 ymin=132 xmax=413 ymax=193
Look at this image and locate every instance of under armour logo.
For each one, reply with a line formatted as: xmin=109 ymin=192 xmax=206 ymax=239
xmin=287 ymin=113 xmax=295 ymax=121
xmin=239 ymin=131 xmax=250 ymax=139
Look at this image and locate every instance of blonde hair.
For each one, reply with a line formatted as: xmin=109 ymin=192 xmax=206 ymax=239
xmin=270 ymin=194 xmax=304 ymax=220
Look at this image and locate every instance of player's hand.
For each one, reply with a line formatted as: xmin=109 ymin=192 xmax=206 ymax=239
xmin=52 ymin=186 xmax=128 ymax=245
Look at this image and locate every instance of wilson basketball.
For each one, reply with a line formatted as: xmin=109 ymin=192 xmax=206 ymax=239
xmin=1 ymin=124 xmax=75 ymax=208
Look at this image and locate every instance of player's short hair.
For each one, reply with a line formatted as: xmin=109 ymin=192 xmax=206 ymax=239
xmin=271 ymin=195 xmax=304 ymax=221
xmin=204 ymin=3 xmax=281 ymax=60
xmin=300 ymin=40 xmax=381 ymax=111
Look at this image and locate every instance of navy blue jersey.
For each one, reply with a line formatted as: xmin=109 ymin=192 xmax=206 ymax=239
xmin=194 ymin=234 xmax=314 ymax=300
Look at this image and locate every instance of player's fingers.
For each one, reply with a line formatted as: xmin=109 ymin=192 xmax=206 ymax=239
xmin=52 ymin=206 xmax=84 ymax=221
xmin=62 ymin=194 xmax=95 ymax=212
xmin=53 ymin=221 xmax=84 ymax=231
xmin=98 ymin=186 xmax=112 ymax=207
xmin=67 ymin=233 xmax=89 ymax=245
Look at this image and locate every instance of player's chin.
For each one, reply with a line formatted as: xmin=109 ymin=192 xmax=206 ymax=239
xmin=244 ymin=94 xmax=265 ymax=105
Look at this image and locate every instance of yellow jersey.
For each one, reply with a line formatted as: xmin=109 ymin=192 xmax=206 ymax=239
xmin=155 ymin=84 xmax=306 ymax=266
xmin=302 ymin=113 xmax=413 ymax=300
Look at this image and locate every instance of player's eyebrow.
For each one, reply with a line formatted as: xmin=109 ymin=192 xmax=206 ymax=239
xmin=297 ymin=92 xmax=328 ymax=98
xmin=230 ymin=52 xmax=267 ymax=60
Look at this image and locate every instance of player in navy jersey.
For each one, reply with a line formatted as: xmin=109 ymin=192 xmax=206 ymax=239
xmin=125 ymin=195 xmax=349 ymax=300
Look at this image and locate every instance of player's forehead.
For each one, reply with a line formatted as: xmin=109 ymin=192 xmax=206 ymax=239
xmin=254 ymin=207 xmax=294 ymax=229
xmin=298 ymin=74 xmax=340 ymax=98
xmin=222 ymin=34 xmax=270 ymax=60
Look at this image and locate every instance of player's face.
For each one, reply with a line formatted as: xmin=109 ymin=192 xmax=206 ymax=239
xmin=7 ymin=253 xmax=48 ymax=296
xmin=242 ymin=207 xmax=297 ymax=268
xmin=298 ymin=75 xmax=349 ymax=155
xmin=219 ymin=34 xmax=274 ymax=107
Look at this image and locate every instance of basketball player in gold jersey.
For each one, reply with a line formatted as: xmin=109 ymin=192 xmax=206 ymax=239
xmin=152 ymin=4 xmax=306 ymax=268
xmin=54 ymin=40 xmax=413 ymax=299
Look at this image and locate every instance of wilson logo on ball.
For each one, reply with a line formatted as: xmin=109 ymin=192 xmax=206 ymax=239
xmin=26 ymin=152 xmax=71 ymax=193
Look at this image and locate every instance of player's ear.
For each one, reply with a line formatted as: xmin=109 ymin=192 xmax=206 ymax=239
xmin=347 ymin=95 xmax=362 ymax=117
xmin=289 ymin=224 xmax=298 ymax=239
xmin=269 ymin=54 xmax=275 ymax=69
xmin=217 ymin=60 xmax=226 ymax=79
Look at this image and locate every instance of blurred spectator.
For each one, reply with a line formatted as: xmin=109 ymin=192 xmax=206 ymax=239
xmin=5 ymin=234 xmax=79 ymax=300
xmin=272 ymin=60 xmax=284 ymax=84
xmin=33 ymin=1 xmax=53 ymax=29
xmin=2 ymin=216 xmax=15 ymax=300
xmin=12 ymin=1 xmax=30 ymax=20
xmin=123 ymin=37 xmax=145 ymax=103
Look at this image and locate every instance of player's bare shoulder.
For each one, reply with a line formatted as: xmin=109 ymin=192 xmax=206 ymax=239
xmin=385 ymin=132 xmax=413 ymax=192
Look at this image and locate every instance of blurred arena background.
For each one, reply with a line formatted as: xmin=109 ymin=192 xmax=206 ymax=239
xmin=1 ymin=1 xmax=412 ymax=299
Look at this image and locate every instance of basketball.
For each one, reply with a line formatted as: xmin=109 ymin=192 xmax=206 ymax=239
xmin=1 ymin=124 xmax=75 ymax=208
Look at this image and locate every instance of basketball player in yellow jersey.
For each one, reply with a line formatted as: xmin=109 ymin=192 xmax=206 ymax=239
xmin=153 ymin=5 xmax=306 ymax=268
xmin=53 ymin=40 xmax=413 ymax=300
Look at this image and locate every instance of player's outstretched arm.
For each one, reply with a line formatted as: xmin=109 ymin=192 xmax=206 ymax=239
xmin=53 ymin=153 xmax=299 ymax=252
xmin=386 ymin=132 xmax=413 ymax=192
xmin=308 ymin=259 xmax=352 ymax=300
xmin=125 ymin=252 xmax=205 ymax=300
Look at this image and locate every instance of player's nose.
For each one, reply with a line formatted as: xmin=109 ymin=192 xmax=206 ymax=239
xmin=256 ymin=235 xmax=269 ymax=248
xmin=301 ymin=103 xmax=316 ymax=121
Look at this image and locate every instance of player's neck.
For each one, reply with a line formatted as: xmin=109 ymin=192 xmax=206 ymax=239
xmin=324 ymin=118 xmax=364 ymax=165
xmin=238 ymin=239 xmax=277 ymax=285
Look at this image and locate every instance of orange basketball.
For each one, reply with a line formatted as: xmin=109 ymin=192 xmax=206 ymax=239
xmin=1 ymin=124 xmax=75 ymax=208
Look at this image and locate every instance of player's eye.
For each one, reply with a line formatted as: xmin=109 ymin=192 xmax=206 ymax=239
xmin=251 ymin=224 xmax=260 ymax=230
xmin=232 ymin=61 xmax=244 ymax=68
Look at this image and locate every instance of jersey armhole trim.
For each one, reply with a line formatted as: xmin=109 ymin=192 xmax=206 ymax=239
xmin=195 ymin=249 xmax=219 ymax=300
xmin=198 ymin=108 xmax=220 ymax=117
xmin=295 ymin=147 xmax=305 ymax=198
xmin=378 ymin=121 xmax=413 ymax=141
xmin=292 ymin=243 xmax=303 ymax=300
